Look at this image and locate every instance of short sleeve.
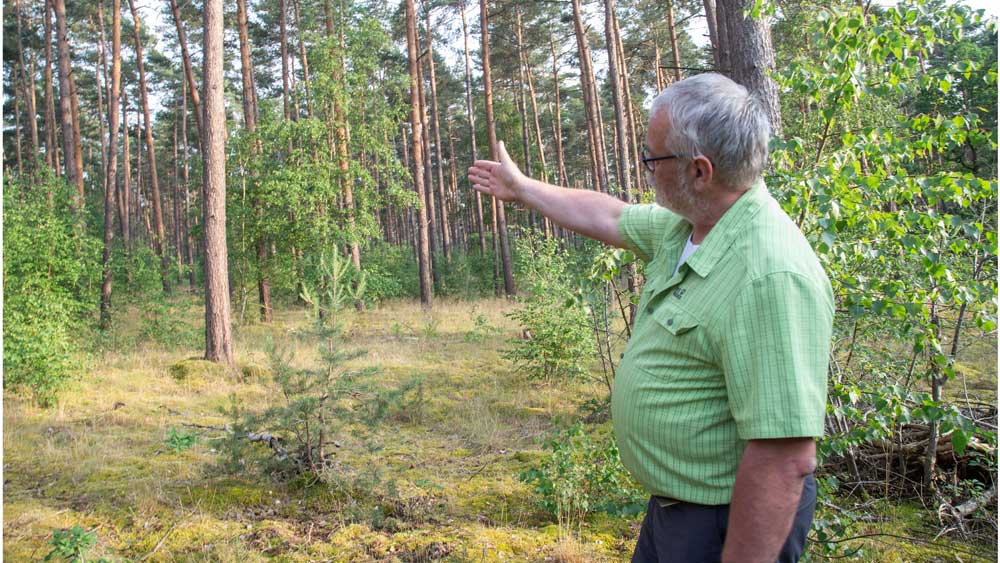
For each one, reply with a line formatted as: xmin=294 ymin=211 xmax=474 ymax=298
xmin=617 ymin=204 xmax=678 ymax=263
xmin=718 ymin=272 xmax=833 ymax=440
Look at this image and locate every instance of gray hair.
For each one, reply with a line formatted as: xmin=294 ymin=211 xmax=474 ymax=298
xmin=650 ymin=73 xmax=771 ymax=190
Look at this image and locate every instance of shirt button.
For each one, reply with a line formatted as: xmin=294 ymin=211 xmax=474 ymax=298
xmin=646 ymin=305 xmax=653 ymax=314
xmin=667 ymin=318 xmax=674 ymax=326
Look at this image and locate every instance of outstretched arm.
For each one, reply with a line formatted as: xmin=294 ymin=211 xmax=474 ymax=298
xmin=467 ymin=141 xmax=628 ymax=248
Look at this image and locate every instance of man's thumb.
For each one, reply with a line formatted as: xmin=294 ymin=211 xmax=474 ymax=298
xmin=498 ymin=141 xmax=513 ymax=165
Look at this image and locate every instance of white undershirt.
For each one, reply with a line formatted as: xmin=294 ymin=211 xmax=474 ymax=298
xmin=673 ymin=235 xmax=699 ymax=276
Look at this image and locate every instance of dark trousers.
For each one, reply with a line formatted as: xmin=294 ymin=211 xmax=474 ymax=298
xmin=631 ymin=474 xmax=816 ymax=563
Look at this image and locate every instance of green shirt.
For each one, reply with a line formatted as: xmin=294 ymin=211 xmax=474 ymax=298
xmin=612 ymin=182 xmax=833 ymax=505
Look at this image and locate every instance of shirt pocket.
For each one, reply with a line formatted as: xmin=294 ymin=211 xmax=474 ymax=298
xmin=650 ymin=302 xmax=700 ymax=336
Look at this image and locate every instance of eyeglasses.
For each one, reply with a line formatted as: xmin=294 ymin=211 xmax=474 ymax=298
xmin=641 ymin=146 xmax=681 ymax=172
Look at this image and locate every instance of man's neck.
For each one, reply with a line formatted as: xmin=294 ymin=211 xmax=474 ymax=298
xmin=688 ymin=186 xmax=751 ymax=244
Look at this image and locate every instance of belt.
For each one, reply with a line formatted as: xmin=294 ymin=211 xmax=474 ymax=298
xmin=653 ymin=496 xmax=681 ymax=508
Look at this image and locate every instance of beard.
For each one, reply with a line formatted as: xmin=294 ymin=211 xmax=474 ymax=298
xmin=652 ymin=172 xmax=706 ymax=219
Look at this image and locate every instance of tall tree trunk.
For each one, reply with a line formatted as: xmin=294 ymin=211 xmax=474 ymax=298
xmin=415 ymin=34 xmax=439 ymax=288
xmin=425 ymin=5 xmax=452 ymax=263
xmin=237 ymin=0 xmax=272 ymax=321
xmin=405 ymin=0 xmax=434 ymax=307
xmin=43 ymin=0 xmax=59 ymax=173
xmin=129 ymin=0 xmax=172 ymax=293
xmin=666 ymin=0 xmax=682 ymax=82
xmin=93 ymin=15 xmax=107 ymax=195
xmin=169 ymin=0 xmax=204 ymax=143
xmin=715 ymin=0 xmax=782 ymax=135
xmin=69 ymin=57 xmax=84 ymax=196
xmin=703 ymin=0 xmax=721 ymax=69
xmin=101 ymin=0 xmax=121 ymax=330
xmin=203 ymin=0 xmax=234 ymax=366
xmin=182 ymin=78 xmax=196 ymax=288
xmin=120 ymin=88 xmax=131 ymax=248
xmin=53 ymin=0 xmax=83 ymax=202
xmin=604 ymin=0 xmax=632 ymax=200
xmin=459 ymin=0 xmax=486 ymax=257
xmin=279 ymin=0 xmax=292 ymax=121
xmin=570 ymin=0 xmax=609 ymax=194
xmin=292 ymin=0 xmax=312 ymax=117
xmin=328 ymin=0 xmax=364 ymax=311
xmin=481 ymin=0 xmax=516 ymax=296
xmin=15 ymin=0 xmax=40 ymax=164
xmin=550 ymin=35 xmax=568 ymax=188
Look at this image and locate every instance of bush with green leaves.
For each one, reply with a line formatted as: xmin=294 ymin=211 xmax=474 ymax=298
xmin=770 ymin=0 xmax=997 ymax=498
xmin=505 ymin=230 xmax=595 ymax=381
xmin=3 ymin=172 xmax=99 ymax=406
xmin=520 ymin=423 xmax=644 ymax=529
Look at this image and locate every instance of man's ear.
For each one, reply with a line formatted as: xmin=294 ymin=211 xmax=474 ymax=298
xmin=690 ymin=155 xmax=714 ymax=190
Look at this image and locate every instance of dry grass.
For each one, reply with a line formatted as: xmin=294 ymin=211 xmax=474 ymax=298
xmin=3 ymin=295 xmax=628 ymax=562
xmin=5 ymin=293 xmax=995 ymax=562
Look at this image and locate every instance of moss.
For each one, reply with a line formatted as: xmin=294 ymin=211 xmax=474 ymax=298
xmin=238 ymin=361 xmax=271 ymax=382
xmin=169 ymin=358 xmax=227 ymax=383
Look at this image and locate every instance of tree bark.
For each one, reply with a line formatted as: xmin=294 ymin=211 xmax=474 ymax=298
xmin=101 ymin=0 xmax=122 ymax=330
xmin=549 ymin=35 xmax=568 ymax=189
xmin=279 ymin=0 xmax=292 ymax=121
xmin=237 ymin=0 xmax=272 ymax=321
xmin=15 ymin=0 xmax=40 ymax=164
xmin=459 ymin=0 xmax=487 ymax=257
xmin=128 ymin=0 xmax=172 ymax=293
xmin=181 ymin=78 xmax=196 ymax=288
xmin=203 ymin=0 xmax=234 ymax=366
xmin=715 ymin=0 xmax=781 ymax=134
xmin=169 ymin=0 xmax=204 ymax=143
xmin=121 ymin=88 xmax=132 ymax=248
xmin=481 ymin=0 xmax=516 ymax=296
xmin=604 ymin=0 xmax=632 ymax=200
xmin=53 ymin=0 xmax=83 ymax=201
xmin=666 ymin=0 xmax=682 ymax=82
xmin=43 ymin=0 xmax=59 ymax=173
xmin=703 ymin=0 xmax=721 ymax=69
xmin=570 ymin=0 xmax=609 ymax=194
xmin=292 ymin=0 xmax=312 ymax=117
xmin=425 ymin=5 xmax=452 ymax=264
xmin=405 ymin=0 xmax=434 ymax=307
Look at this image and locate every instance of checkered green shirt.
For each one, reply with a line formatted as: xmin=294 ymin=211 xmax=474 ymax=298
xmin=612 ymin=182 xmax=833 ymax=505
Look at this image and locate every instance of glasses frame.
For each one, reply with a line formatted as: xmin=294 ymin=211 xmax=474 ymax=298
xmin=641 ymin=146 xmax=681 ymax=172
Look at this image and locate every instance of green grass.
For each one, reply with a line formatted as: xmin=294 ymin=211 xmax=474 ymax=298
xmin=3 ymin=295 xmax=995 ymax=562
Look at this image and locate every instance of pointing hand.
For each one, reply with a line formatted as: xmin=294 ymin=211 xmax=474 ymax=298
xmin=467 ymin=141 xmax=524 ymax=203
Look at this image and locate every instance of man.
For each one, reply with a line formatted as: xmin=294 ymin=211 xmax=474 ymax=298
xmin=468 ymin=73 xmax=833 ymax=563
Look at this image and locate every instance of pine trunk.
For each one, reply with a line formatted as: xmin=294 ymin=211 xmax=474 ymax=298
xmin=44 ymin=0 xmax=59 ymax=173
xmin=101 ymin=0 xmax=122 ymax=330
xmin=459 ymin=0 xmax=487 ymax=256
xmin=203 ymin=0 xmax=234 ymax=365
xmin=169 ymin=0 xmax=204 ymax=143
xmin=481 ymin=0 xmax=516 ymax=296
xmin=405 ymin=0 xmax=434 ymax=307
xmin=53 ymin=0 xmax=83 ymax=202
xmin=425 ymin=6 xmax=452 ymax=263
xmin=715 ymin=0 xmax=782 ymax=135
xmin=129 ymin=0 xmax=172 ymax=293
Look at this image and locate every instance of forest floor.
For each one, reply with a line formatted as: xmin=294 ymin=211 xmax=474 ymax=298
xmin=3 ymin=294 xmax=997 ymax=562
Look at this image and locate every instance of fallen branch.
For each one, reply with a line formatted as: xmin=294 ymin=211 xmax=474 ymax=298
xmin=246 ymin=432 xmax=288 ymax=461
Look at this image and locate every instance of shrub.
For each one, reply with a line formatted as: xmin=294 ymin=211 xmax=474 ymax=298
xmin=3 ymin=172 xmax=98 ymax=406
xmin=505 ymin=230 xmax=595 ymax=381
xmin=520 ymin=423 xmax=644 ymax=529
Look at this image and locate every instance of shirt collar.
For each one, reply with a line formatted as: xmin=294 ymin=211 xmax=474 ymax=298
xmin=684 ymin=180 xmax=770 ymax=277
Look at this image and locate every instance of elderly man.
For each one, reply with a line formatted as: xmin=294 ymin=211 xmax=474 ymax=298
xmin=468 ymin=73 xmax=833 ymax=563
